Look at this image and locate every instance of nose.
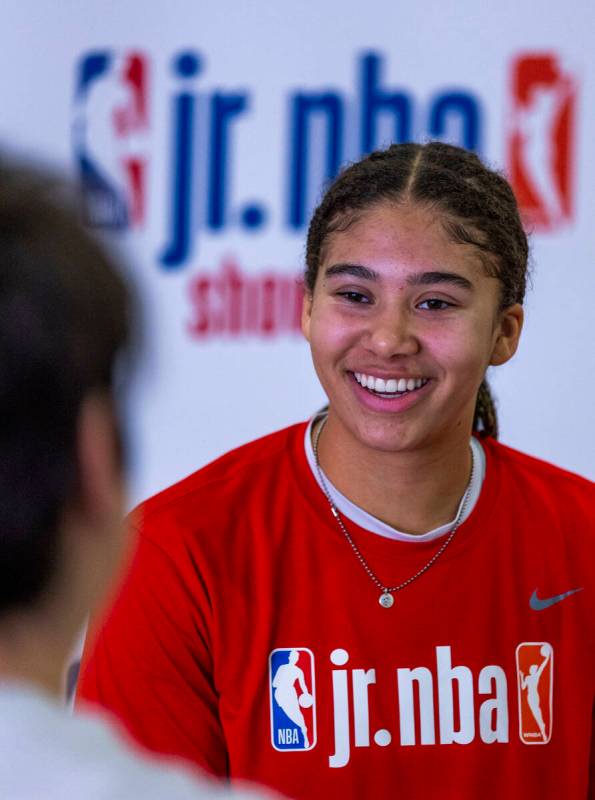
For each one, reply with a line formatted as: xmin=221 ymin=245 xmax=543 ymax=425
xmin=364 ymin=308 xmax=420 ymax=359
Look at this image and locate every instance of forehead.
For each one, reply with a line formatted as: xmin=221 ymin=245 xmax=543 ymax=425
xmin=322 ymin=201 xmax=484 ymax=277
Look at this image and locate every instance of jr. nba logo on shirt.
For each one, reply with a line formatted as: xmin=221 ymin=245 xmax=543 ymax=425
xmin=507 ymin=53 xmax=577 ymax=232
xmin=269 ymin=648 xmax=316 ymax=751
xmin=516 ymin=642 xmax=553 ymax=744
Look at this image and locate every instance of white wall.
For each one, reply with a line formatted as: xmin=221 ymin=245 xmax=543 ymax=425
xmin=1 ymin=0 xmax=593 ymax=505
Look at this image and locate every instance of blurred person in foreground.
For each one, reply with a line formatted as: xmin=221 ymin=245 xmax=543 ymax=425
xmin=0 ymin=162 xmax=265 ymax=799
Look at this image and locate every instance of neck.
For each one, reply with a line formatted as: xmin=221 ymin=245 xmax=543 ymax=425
xmin=0 ymin=512 xmax=113 ymax=701
xmin=0 ymin=605 xmax=76 ymax=699
xmin=315 ymin=412 xmax=474 ymax=535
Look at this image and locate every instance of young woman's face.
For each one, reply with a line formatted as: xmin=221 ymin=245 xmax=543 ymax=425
xmin=302 ymin=202 xmax=523 ymax=454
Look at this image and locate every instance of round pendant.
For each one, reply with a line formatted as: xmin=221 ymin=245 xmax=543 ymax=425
xmin=379 ymin=592 xmax=394 ymax=608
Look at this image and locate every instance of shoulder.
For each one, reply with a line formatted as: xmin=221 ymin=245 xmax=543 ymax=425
xmin=131 ymin=422 xmax=308 ymax=536
xmin=0 ymin=686 xmax=242 ymax=799
xmin=484 ymin=437 xmax=593 ymax=492
xmin=481 ymin=439 xmax=594 ymax=584
xmin=482 ymin=436 xmax=594 ymax=516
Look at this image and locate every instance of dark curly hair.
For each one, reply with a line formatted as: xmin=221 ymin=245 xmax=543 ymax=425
xmin=305 ymin=141 xmax=529 ymax=439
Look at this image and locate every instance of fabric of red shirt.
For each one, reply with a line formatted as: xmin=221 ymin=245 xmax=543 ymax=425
xmin=78 ymin=423 xmax=595 ymax=799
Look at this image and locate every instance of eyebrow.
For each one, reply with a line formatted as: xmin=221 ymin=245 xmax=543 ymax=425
xmin=324 ymin=263 xmax=378 ymax=281
xmin=324 ymin=263 xmax=474 ymax=291
xmin=408 ymin=271 xmax=474 ymax=291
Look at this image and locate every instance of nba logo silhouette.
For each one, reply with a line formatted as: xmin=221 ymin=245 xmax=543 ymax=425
xmin=73 ymin=50 xmax=149 ymax=228
xmin=516 ymin=642 xmax=553 ymax=744
xmin=507 ymin=53 xmax=577 ymax=231
xmin=269 ymin=648 xmax=316 ymax=751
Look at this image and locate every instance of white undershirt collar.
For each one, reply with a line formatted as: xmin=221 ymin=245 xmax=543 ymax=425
xmin=304 ymin=417 xmax=486 ymax=543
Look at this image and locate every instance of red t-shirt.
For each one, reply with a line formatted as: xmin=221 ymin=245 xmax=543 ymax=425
xmin=78 ymin=423 xmax=595 ymax=799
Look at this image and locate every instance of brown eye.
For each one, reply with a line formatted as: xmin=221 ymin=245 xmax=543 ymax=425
xmin=418 ymin=299 xmax=452 ymax=311
xmin=338 ymin=291 xmax=370 ymax=304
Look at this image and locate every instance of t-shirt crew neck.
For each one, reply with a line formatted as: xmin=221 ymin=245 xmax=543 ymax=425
xmin=304 ymin=416 xmax=486 ymax=543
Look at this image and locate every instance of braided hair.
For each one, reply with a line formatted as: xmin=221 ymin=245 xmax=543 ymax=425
xmin=305 ymin=142 xmax=529 ymax=439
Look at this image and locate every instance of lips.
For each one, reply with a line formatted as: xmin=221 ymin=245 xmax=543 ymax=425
xmin=346 ymin=370 xmax=433 ymax=414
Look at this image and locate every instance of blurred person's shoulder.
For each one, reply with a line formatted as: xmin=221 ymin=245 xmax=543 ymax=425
xmin=0 ymin=681 xmax=266 ymax=799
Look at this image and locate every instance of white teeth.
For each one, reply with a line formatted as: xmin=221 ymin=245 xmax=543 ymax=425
xmin=354 ymin=372 xmax=428 ymax=395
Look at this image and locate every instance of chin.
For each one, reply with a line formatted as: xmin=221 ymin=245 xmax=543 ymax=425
xmin=350 ymin=419 xmax=419 ymax=454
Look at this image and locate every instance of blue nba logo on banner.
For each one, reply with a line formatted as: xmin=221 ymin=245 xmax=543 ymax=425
xmin=269 ymin=648 xmax=316 ymax=751
xmin=73 ymin=50 xmax=149 ymax=229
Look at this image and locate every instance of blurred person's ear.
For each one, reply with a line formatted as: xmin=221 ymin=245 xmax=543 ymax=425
xmin=75 ymin=392 xmax=125 ymax=530
xmin=57 ymin=392 xmax=127 ymax=629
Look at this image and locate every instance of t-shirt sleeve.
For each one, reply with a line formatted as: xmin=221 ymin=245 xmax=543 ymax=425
xmin=590 ymin=700 xmax=595 ymax=799
xmin=77 ymin=518 xmax=228 ymax=778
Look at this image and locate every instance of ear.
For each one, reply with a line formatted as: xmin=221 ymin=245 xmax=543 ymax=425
xmin=490 ymin=303 xmax=524 ymax=366
xmin=76 ymin=392 xmax=124 ymax=524
xmin=301 ymin=290 xmax=313 ymax=342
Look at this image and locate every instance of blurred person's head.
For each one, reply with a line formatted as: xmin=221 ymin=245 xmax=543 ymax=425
xmin=0 ymin=161 xmax=132 ymax=694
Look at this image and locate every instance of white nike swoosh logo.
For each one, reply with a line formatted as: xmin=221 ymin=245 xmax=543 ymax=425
xmin=529 ymin=587 xmax=583 ymax=611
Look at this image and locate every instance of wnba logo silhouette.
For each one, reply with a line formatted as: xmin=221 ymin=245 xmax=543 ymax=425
xmin=508 ymin=53 xmax=576 ymax=231
xmin=269 ymin=648 xmax=316 ymax=751
xmin=516 ymin=642 xmax=554 ymax=744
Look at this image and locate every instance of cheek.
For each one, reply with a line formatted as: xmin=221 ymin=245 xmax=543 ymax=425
xmin=308 ymin=308 xmax=358 ymax=359
xmin=426 ymin=319 xmax=495 ymax=376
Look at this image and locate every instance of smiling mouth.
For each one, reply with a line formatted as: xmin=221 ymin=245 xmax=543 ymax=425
xmin=353 ymin=371 xmax=430 ymax=399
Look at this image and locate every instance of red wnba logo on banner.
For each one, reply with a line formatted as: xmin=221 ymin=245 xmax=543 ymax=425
xmin=507 ymin=54 xmax=576 ymax=231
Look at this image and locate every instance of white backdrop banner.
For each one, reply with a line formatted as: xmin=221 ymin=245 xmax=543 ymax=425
xmin=1 ymin=1 xmax=593 ymax=503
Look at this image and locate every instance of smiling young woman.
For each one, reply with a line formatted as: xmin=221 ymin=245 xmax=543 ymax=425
xmin=78 ymin=142 xmax=594 ymax=800
xmin=303 ymin=200 xmax=523 ymax=534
